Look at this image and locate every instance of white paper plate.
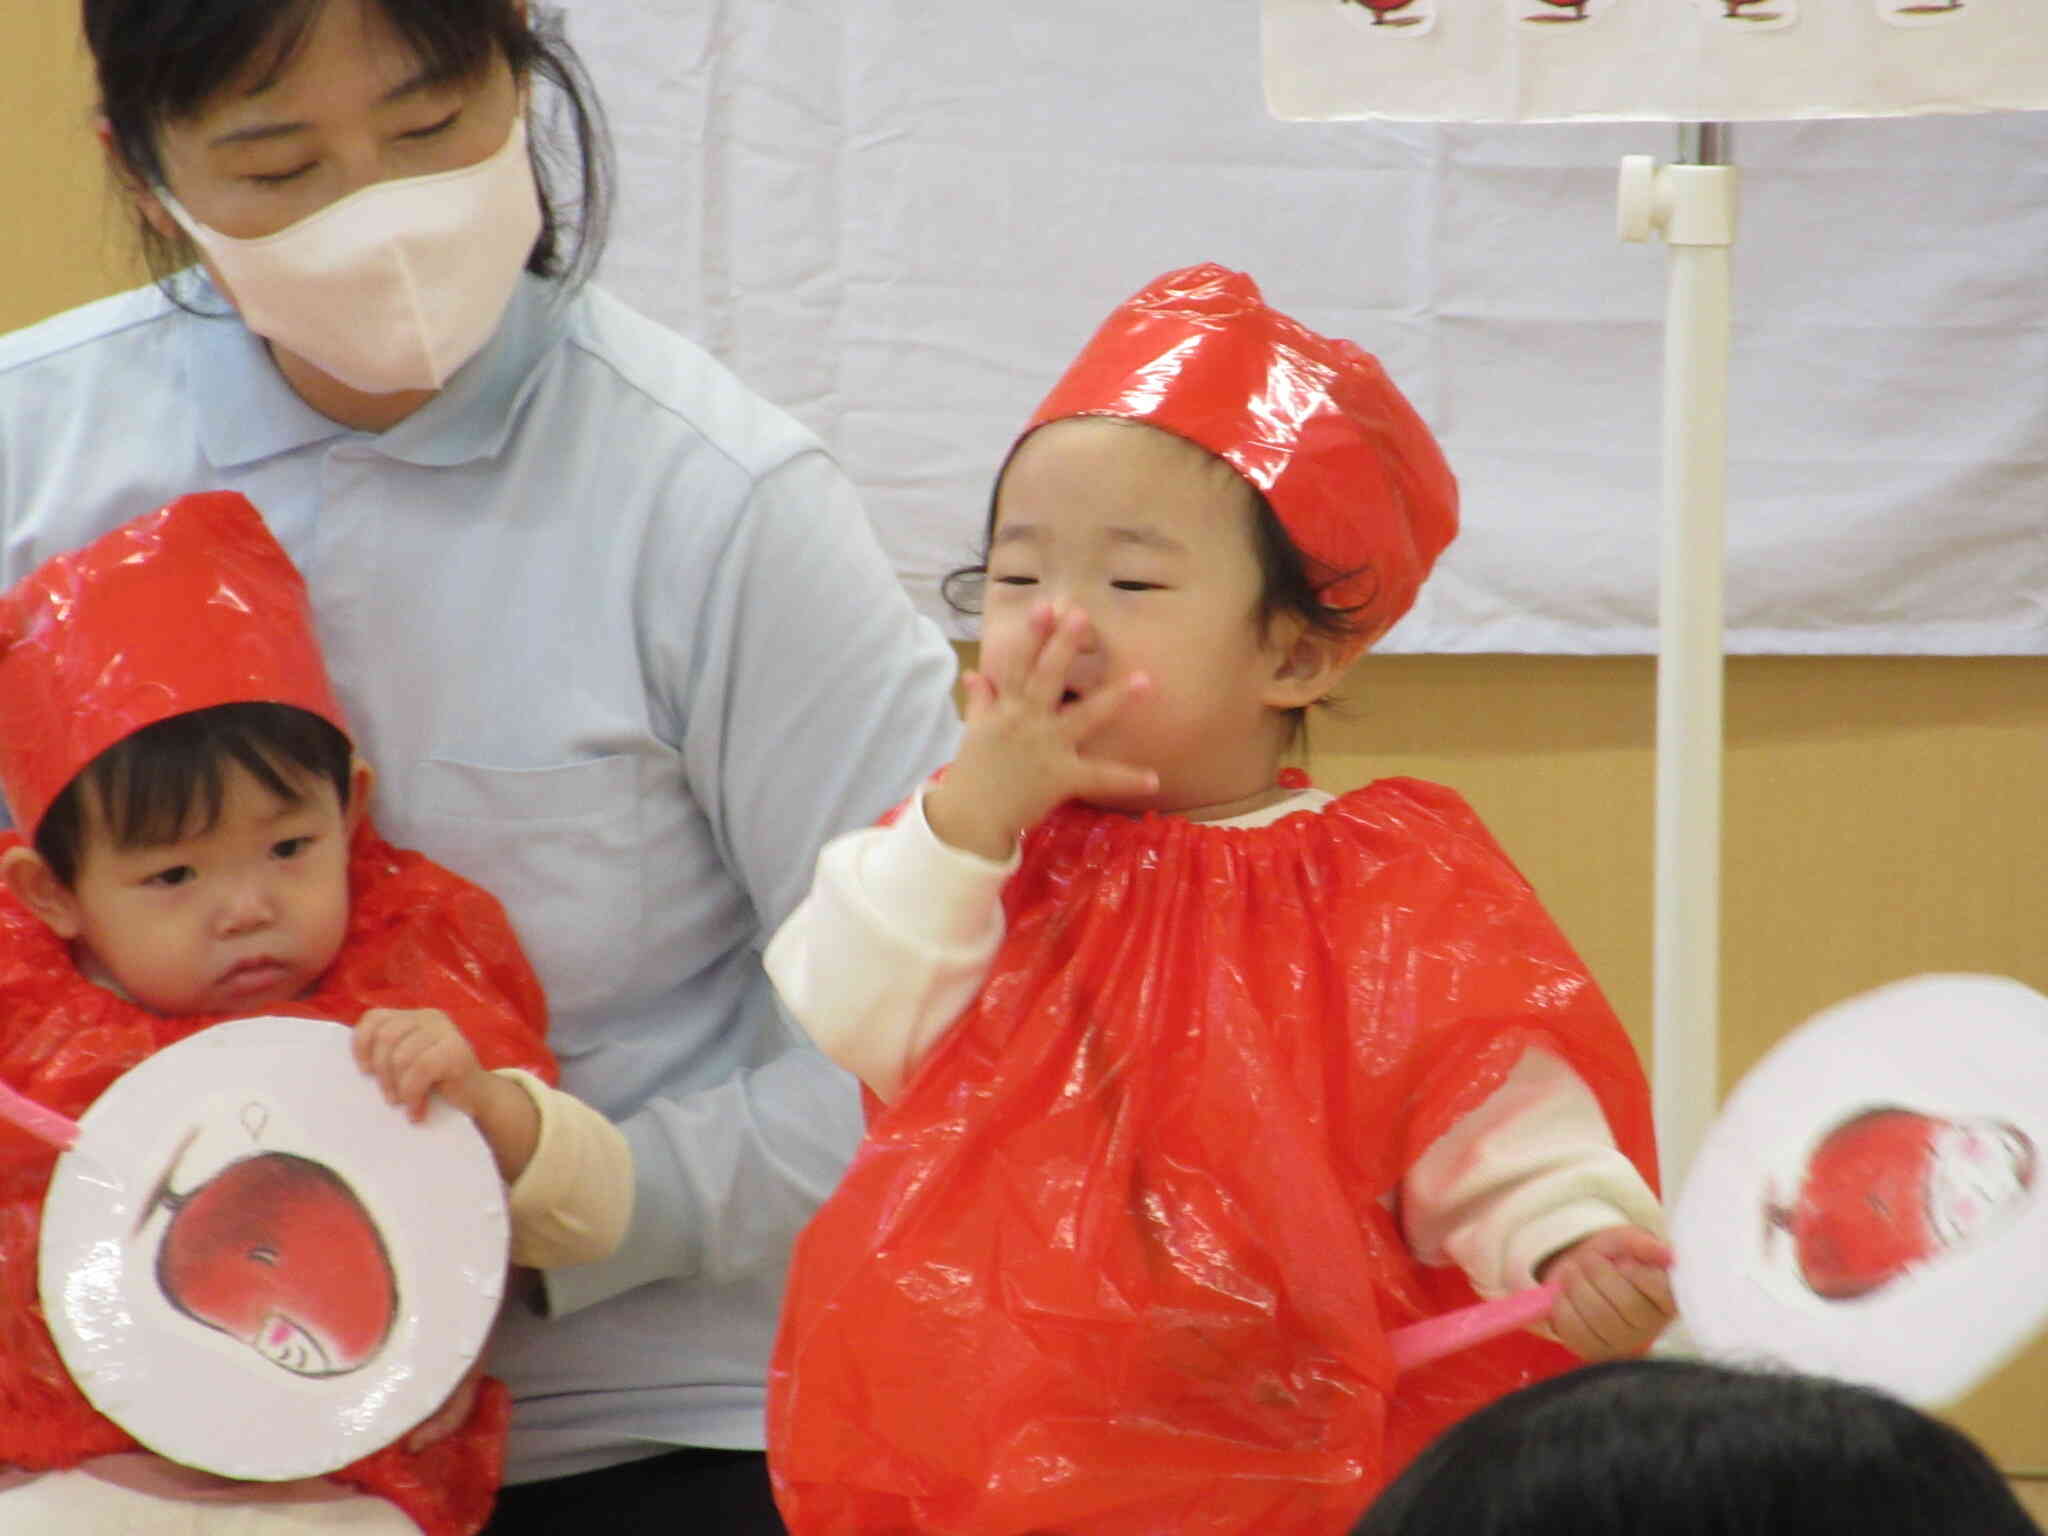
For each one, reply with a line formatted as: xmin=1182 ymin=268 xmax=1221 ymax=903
xmin=1671 ymin=974 xmax=2048 ymax=1406
xmin=40 ymin=1015 xmax=507 ymax=1479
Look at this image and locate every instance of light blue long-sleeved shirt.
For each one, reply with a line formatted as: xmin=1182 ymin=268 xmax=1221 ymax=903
xmin=0 ymin=274 xmax=961 ymax=1482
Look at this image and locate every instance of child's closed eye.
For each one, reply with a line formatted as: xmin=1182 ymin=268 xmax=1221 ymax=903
xmin=1110 ymin=580 xmax=1163 ymax=592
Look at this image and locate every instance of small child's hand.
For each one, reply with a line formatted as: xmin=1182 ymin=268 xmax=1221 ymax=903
xmin=353 ymin=1008 xmax=540 ymax=1182
xmin=354 ymin=1007 xmax=489 ymax=1122
xmin=1537 ymin=1224 xmax=1676 ymax=1361
xmin=928 ymin=601 xmax=1159 ymax=859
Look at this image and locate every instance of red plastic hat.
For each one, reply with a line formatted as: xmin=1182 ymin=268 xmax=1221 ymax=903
xmin=1024 ymin=263 xmax=1459 ymax=649
xmin=0 ymin=491 xmax=347 ymax=838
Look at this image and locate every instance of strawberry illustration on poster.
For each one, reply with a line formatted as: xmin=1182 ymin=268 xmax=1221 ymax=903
xmin=1698 ymin=0 xmax=1799 ymax=33
xmin=1881 ymin=0 xmax=1970 ymax=28
xmin=38 ymin=1016 xmax=508 ymax=1481
xmin=1264 ymin=0 xmax=2042 ymax=122
xmin=1673 ymin=975 xmax=2048 ymax=1407
xmin=1337 ymin=0 xmax=1436 ymax=37
xmin=1511 ymin=0 xmax=1617 ymax=31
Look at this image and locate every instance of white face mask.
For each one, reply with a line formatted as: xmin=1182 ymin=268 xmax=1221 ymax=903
xmin=156 ymin=115 xmax=543 ymax=395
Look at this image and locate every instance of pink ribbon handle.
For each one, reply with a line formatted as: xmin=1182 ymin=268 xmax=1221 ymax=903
xmin=1388 ymin=1281 xmax=1561 ymax=1373
xmin=0 ymin=1077 xmax=81 ymax=1151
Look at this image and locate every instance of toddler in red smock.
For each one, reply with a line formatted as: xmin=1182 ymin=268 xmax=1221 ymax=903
xmin=0 ymin=493 xmax=628 ymax=1534
xmin=764 ymin=264 xmax=1672 ymax=1535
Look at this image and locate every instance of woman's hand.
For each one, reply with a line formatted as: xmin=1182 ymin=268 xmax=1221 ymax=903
xmin=1537 ymin=1224 xmax=1676 ymax=1361
xmin=925 ymin=601 xmax=1158 ymax=860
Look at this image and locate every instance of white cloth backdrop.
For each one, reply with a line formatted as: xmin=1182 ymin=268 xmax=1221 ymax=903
xmin=559 ymin=3 xmax=2047 ymax=655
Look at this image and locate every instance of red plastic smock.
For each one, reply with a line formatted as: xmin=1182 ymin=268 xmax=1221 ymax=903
xmin=768 ymin=780 xmax=1658 ymax=1535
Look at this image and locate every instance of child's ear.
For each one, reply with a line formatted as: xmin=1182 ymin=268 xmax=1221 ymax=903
xmin=1262 ymin=622 xmax=1356 ymax=711
xmin=0 ymin=846 xmax=84 ymax=940
xmin=345 ymin=758 xmax=377 ymax=836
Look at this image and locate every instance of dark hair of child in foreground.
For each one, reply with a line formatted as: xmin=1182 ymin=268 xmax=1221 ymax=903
xmin=1351 ymin=1357 xmax=2039 ymax=1536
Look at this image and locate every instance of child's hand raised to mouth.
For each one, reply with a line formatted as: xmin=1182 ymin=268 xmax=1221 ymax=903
xmin=926 ymin=601 xmax=1158 ymax=861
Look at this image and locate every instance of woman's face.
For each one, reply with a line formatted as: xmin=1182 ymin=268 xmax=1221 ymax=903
xmin=131 ymin=0 xmax=520 ymax=245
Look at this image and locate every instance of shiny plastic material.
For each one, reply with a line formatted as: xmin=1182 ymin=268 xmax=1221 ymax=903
xmin=769 ymin=780 xmax=1658 ymax=1535
xmin=0 ymin=491 xmax=346 ymax=839
xmin=1023 ymin=263 xmax=1458 ymax=649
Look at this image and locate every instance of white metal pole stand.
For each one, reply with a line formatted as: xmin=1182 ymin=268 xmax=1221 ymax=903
xmin=1617 ymin=124 xmax=1738 ymax=1200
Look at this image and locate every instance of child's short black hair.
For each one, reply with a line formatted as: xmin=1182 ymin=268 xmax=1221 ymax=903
xmin=942 ymin=422 xmax=1370 ymax=749
xmin=34 ymin=703 xmax=354 ymax=887
xmin=1352 ymin=1358 xmax=2037 ymax=1536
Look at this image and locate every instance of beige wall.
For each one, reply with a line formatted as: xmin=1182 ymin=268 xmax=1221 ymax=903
xmin=0 ymin=6 xmax=141 ymax=331
xmin=6 ymin=2 xmax=2040 ymax=1475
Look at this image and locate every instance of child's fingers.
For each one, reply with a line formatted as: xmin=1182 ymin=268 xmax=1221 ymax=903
xmin=379 ymin=1028 xmax=433 ymax=1115
xmin=1546 ymin=1287 xmax=1599 ymax=1358
xmin=1020 ymin=605 xmax=1087 ymax=712
xmin=1551 ymin=1274 xmax=1633 ymax=1358
xmin=978 ymin=601 xmax=1058 ymax=697
xmin=1062 ymin=670 xmax=1150 ymax=740
xmin=1591 ymin=1257 xmax=1674 ymax=1332
xmin=1076 ymin=760 xmax=1160 ymax=804
xmin=364 ymin=1018 xmax=439 ymax=1116
xmin=352 ymin=1008 xmax=398 ymax=1072
xmin=398 ymin=1057 xmax=450 ymax=1121
xmin=396 ymin=1037 xmax=468 ymax=1122
xmin=1567 ymin=1271 xmax=1646 ymax=1347
xmin=352 ymin=1011 xmax=476 ymax=1124
xmin=958 ymin=671 xmax=995 ymax=722
xmin=1553 ymin=1259 xmax=1673 ymax=1358
xmin=358 ymin=1017 xmax=410 ymax=1097
xmin=1621 ymin=1261 xmax=1677 ymax=1327
xmin=1598 ymin=1225 xmax=1675 ymax=1270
